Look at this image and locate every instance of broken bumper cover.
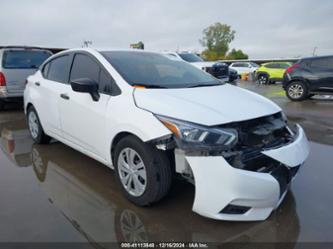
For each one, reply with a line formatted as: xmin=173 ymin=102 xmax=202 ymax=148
xmin=186 ymin=124 xmax=309 ymax=221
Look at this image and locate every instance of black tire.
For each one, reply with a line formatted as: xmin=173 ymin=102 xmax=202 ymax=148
xmin=285 ymin=81 xmax=308 ymax=101
xmin=114 ymin=135 xmax=172 ymax=206
xmin=0 ymin=100 xmax=4 ymax=110
xmin=27 ymin=106 xmax=51 ymax=144
xmin=257 ymin=74 xmax=269 ymax=84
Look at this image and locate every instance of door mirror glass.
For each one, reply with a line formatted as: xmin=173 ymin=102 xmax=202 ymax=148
xmin=71 ymin=78 xmax=100 ymax=101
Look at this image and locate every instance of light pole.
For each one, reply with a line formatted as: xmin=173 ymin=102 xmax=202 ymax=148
xmin=312 ymin=46 xmax=318 ymax=56
xmin=82 ymin=40 xmax=93 ymax=48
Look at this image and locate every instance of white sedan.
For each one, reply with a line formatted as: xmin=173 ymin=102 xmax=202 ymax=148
xmin=24 ymin=48 xmax=309 ymax=221
xmin=229 ymin=62 xmax=259 ymax=76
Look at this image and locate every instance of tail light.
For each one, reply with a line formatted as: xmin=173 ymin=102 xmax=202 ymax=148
xmin=285 ymin=64 xmax=300 ymax=74
xmin=0 ymin=72 xmax=6 ymax=86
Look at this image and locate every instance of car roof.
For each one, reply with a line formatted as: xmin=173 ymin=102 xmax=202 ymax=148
xmin=58 ymin=47 xmax=160 ymax=55
xmin=300 ymin=55 xmax=333 ymax=61
xmin=262 ymin=61 xmax=291 ymax=65
xmin=0 ymin=46 xmax=51 ymax=51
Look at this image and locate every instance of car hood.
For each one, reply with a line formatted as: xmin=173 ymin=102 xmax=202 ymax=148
xmin=134 ymin=84 xmax=281 ymax=126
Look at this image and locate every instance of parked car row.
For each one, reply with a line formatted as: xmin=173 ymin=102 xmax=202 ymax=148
xmin=165 ymin=52 xmax=238 ymax=83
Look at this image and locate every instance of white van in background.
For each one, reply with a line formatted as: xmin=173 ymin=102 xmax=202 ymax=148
xmin=0 ymin=46 xmax=52 ymax=110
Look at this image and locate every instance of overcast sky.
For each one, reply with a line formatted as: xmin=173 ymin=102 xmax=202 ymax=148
xmin=1 ymin=0 xmax=333 ymax=58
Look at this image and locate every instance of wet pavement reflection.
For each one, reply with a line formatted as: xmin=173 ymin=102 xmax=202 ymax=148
xmin=0 ymin=84 xmax=333 ymax=245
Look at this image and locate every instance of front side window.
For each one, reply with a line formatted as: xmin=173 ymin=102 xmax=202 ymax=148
xmin=70 ymin=54 xmax=99 ymax=83
xmin=2 ymin=50 xmax=52 ymax=69
xmin=101 ymin=51 xmax=220 ymax=89
xmin=70 ymin=53 xmax=114 ymax=94
xmin=47 ymin=55 xmax=71 ymax=83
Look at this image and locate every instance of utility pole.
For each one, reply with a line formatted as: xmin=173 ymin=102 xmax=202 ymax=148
xmin=82 ymin=40 xmax=93 ymax=48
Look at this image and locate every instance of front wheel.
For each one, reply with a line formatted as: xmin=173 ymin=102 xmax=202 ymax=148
xmin=114 ymin=135 xmax=172 ymax=206
xmin=286 ymin=81 xmax=308 ymax=101
xmin=27 ymin=106 xmax=51 ymax=144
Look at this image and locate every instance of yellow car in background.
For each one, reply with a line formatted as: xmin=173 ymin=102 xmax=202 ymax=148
xmin=256 ymin=62 xmax=292 ymax=84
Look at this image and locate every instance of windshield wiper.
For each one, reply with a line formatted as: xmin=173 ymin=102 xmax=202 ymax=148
xmin=187 ymin=83 xmax=221 ymax=88
xmin=134 ymin=84 xmax=168 ymax=89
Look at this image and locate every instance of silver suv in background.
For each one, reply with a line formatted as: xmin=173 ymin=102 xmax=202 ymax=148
xmin=0 ymin=46 xmax=52 ymax=110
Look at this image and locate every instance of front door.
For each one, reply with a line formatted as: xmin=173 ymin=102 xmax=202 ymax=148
xmin=59 ymin=53 xmax=113 ymax=159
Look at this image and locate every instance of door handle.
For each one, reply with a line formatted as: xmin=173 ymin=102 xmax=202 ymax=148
xmin=60 ymin=93 xmax=70 ymax=100
xmin=35 ymin=82 xmax=40 ymax=86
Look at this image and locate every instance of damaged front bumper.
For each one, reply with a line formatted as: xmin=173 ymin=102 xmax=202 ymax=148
xmin=175 ymin=124 xmax=309 ymax=221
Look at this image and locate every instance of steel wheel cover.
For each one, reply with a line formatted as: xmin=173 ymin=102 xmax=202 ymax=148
xmin=118 ymin=148 xmax=147 ymax=197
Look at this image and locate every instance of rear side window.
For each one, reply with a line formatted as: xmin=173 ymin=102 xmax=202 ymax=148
xmin=265 ymin=63 xmax=279 ymax=69
xmin=311 ymin=57 xmax=333 ymax=69
xmin=279 ymin=63 xmax=290 ymax=69
xmin=2 ymin=50 xmax=51 ymax=69
xmin=46 ymin=55 xmax=71 ymax=83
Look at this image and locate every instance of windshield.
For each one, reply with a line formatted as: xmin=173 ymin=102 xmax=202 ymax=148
xmin=178 ymin=53 xmax=204 ymax=62
xmin=101 ymin=51 xmax=221 ymax=89
xmin=2 ymin=50 xmax=52 ymax=69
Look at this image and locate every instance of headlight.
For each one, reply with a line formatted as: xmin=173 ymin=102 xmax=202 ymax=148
xmin=156 ymin=115 xmax=238 ymax=151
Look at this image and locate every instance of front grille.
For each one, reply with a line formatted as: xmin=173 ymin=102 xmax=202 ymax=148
xmin=220 ymin=204 xmax=251 ymax=215
xmin=222 ymin=112 xmax=293 ymax=150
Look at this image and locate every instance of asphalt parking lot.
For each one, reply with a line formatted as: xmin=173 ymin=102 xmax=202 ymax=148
xmin=0 ymin=81 xmax=333 ymax=247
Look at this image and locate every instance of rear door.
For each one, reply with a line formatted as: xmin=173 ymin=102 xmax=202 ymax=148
xmin=277 ymin=63 xmax=290 ymax=78
xmin=1 ymin=49 xmax=52 ymax=94
xmin=59 ymin=53 xmax=116 ymax=159
xmin=34 ymin=54 xmax=73 ymax=136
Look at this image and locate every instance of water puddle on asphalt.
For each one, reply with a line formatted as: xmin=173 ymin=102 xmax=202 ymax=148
xmin=0 ymin=113 xmax=333 ymax=244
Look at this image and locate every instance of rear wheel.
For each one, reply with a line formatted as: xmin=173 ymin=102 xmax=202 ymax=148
xmin=0 ymin=100 xmax=4 ymax=110
xmin=114 ymin=135 xmax=172 ymax=206
xmin=286 ymin=81 xmax=308 ymax=101
xmin=27 ymin=106 xmax=51 ymax=144
xmin=257 ymin=74 xmax=269 ymax=84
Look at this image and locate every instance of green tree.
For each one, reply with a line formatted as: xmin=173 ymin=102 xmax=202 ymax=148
xmin=200 ymin=22 xmax=235 ymax=61
xmin=226 ymin=48 xmax=249 ymax=60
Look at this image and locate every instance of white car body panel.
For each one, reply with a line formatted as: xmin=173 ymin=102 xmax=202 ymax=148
xmin=134 ymin=84 xmax=281 ymax=126
xmin=262 ymin=124 xmax=310 ymax=167
xmin=24 ymin=48 xmax=310 ymax=221
xmin=186 ymin=125 xmax=308 ymax=221
xmin=229 ymin=63 xmax=259 ymax=75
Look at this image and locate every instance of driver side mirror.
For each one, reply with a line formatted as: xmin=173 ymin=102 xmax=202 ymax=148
xmin=71 ymin=78 xmax=100 ymax=101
